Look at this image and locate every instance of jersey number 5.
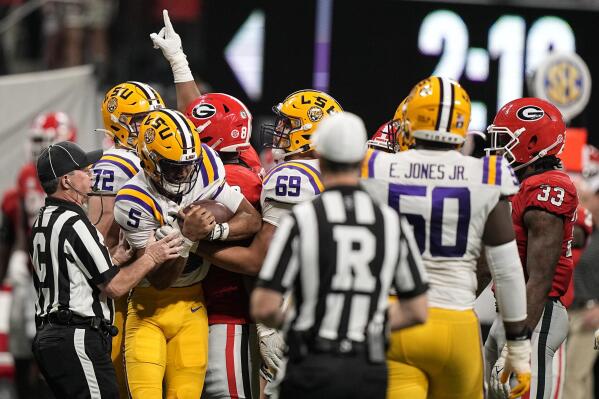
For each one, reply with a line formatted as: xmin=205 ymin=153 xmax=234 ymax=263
xmin=388 ymin=184 xmax=470 ymax=257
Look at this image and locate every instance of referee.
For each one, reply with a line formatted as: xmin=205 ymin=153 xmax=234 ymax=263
xmin=31 ymin=141 xmax=183 ymax=398
xmin=251 ymin=113 xmax=429 ymax=398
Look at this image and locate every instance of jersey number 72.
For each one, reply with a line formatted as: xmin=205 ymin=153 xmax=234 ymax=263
xmin=388 ymin=183 xmax=470 ymax=257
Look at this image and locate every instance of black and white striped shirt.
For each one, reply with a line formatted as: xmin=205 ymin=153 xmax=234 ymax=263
xmin=29 ymin=197 xmax=118 ymax=322
xmin=257 ymin=185 xmax=428 ymax=343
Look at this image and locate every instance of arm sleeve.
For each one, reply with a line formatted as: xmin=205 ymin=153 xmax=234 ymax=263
xmin=393 ymin=216 xmax=429 ymax=298
xmin=67 ymin=219 xmax=119 ymax=285
xmin=261 ymin=199 xmax=295 ymax=227
xmin=256 ymin=214 xmax=300 ymax=293
xmin=211 ymin=180 xmax=244 ymax=213
xmin=485 ymin=240 xmax=527 ymax=322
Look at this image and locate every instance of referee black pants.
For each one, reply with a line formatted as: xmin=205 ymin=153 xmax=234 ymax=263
xmin=32 ymin=324 xmax=118 ymax=398
xmin=280 ymin=353 xmax=387 ymax=399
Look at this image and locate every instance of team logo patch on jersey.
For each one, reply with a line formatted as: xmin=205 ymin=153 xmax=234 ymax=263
xmin=231 ymin=129 xmax=239 ymax=138
xmin=308 ymin=106 xmax=323 ymax=122
xmin=107 ymin=97 xmax=118 ymax=113
xmin=516 ymin=105 xmax=544 ymax=121
xmin=192 ymin=103 xmax=217 ymax=119
xmin=145 ymin=127 xmax=156 ymax=144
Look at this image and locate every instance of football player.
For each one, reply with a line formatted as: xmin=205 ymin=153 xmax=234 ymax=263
xmin=485 ymin=98 xmax=577 ymax=399
xmin=362 ymin=77 xmax=531 ymax=399
xmin=185 ymin=93 xmax=262 ymax=398
xmin=88 ymin=81 xmax=165 ymax=398
xmin=148 ymin=10 xmax=343 ymax=395
xmin=113 ymin=108 xmax=261 ymax=398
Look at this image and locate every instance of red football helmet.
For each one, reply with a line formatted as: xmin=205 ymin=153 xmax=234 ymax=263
xmin=367 ymin=121 xmax=397 ymax=153
xmin=29 ymin=111 xmax=77 ymax=160
xmin=185 ymin=93 xmax=252 ymax=153
xmin=486 ymin=97 xmax=566 ymax=171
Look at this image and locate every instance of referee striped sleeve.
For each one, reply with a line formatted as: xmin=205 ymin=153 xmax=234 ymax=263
xmin=257 ymin=214 xmax=300 ymax=293
xmin=70 ymin=219 xmax=118 ymax=285
xmin=395 ymin=216 xmax=428 ymax=298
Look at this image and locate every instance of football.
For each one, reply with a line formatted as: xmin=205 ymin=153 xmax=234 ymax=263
xmin=181 ymin=199 xmax=234 ymax=224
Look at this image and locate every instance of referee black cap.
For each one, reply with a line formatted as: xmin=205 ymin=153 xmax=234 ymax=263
xmin=37 ymin=141 xmax=103 ymax=183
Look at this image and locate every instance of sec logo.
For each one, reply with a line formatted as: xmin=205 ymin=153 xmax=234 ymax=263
xmin=516 ymin=105 xmax=544 ymax=121
xmin=192 ymin=103 xmax=217 ymax=119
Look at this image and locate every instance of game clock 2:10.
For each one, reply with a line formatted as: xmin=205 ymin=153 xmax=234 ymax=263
xmin=417 ymin=10 xmax=575 ymax=130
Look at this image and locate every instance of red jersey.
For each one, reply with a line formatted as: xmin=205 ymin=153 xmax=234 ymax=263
xmin=1 ymin=188 xmax=19 ymax=233
xmin=16 ymin=163 xmax=45 ymax=235
xmin=239 ymin=146 xmax=264 ymax=178
xmin=202 ymin=162 xmax=262 ymax=325
xmin=510 ymin=170 xmax=578 ymax=297
xmin=560 ymin=206 xmax=593 ymax=308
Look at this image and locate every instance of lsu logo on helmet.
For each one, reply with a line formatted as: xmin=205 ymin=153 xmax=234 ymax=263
xmin=261 ymin=89 xmax=343 ymax=159
xmin=101 ymin=81 xmax=165 ymax=150
xmin=138 ymin=109 xmax=202 ymax=196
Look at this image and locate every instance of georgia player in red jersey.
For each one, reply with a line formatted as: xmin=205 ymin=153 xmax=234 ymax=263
xmin=485 ymin=98 xmax=577 ymax=399
xmin=186 ymin=93 xmax=262 ymax=398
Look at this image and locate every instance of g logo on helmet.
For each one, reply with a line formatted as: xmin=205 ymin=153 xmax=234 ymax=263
xmin=192 ymin=103 xmax=217 ymax=119
xmin=107 ymin=97 xmax=118 ymax=113
xmin=145 ymin=128 xmax=156 ymax=144
xmin=307 ymin=106 xmax=323 ymax=122
xmin=516 ymin=106 xmax=544 ymax=121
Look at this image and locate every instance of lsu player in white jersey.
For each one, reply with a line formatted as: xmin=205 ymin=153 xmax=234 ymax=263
xmin=113 ymin=108 xmax=261 ymax=398
xmin=88 ymin=81 xmax=165 ymax=398
xmin=362 ymin=77 xmax=531 ymax=399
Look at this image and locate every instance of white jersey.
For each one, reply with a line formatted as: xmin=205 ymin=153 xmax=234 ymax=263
xmin=114 ymin=144 xmax=245 ymax=287
xmin=362 ymin=148 xmax=519 ymax=310
xmin=92 ymin=147 xmax=141 ymax=194
xmin=260 ymin=158 xmax=324 ymax=226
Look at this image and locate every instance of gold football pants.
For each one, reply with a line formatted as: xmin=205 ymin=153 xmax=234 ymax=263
xmin=386 ymin=307 xmax=484 ymax=399
xmin=111 ymin=294 xmax=129 ymax=399
xmin=125 ymin=284 xmax=208 ymax=399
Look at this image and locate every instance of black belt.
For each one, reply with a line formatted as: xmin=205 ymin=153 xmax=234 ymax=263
xmin=37 ymin=310 xmax=118 ymax=337
xmin=309 ymin=337 xmax=367 ymax=356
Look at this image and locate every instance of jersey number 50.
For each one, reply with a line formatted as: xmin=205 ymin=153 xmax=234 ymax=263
xmin=389 ymin=184 xmax=470 ymax=257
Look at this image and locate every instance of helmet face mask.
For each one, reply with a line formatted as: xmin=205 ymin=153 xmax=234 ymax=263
xmin=138 ymin=109 xmax=202 ymax=198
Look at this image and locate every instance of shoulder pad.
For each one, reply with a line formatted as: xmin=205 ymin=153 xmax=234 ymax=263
xmin=520 ymin=171 xmax=577 ymax=217
xmin=199 ymin=144 xmax=226 ymax=187
xmin=261 ymin=160 xmax=323 ymax=205
xmin=115 ymin=182 xmax=165 ymax=227
xmin=480 ymin=155 xmax=519 ymax=196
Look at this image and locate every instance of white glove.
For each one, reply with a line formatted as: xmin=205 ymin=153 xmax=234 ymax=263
xmin=489 ymin=347 xmax=511 ymax=399
xmin=155 ymin=224 xmax=195 ymax=258
xmin=594 ymin=329 xmax=599 ymax=350
xmin=490 ymin=341 xmax=532 ymax=399
xmin=149 ymin=9 xmax=194 ymax=83
xmin=257 ymin=324 xmax=285 ymax=376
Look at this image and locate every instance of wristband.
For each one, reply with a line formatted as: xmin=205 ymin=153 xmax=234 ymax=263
xmin=506 ymin=327 xmax=532 ymax=341
xmin=208 ymin=223 xmax=230 ymax=241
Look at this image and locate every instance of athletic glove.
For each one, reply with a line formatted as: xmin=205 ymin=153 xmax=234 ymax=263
xmin=490 ymin=340 xmax=531 ymax=399
xmin=149 ymin=9 xmax=193 ymax=83
xmin=594 ymin=328 xmax=599 ymax=350
xmin=155 ymin=223 xmax=196 ymax=258
xmin=257 ymin=324 xmax=285 ymax=376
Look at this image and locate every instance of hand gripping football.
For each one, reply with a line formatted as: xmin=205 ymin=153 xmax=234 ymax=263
xmin=181 ymin=199 xmax=234 ymax=224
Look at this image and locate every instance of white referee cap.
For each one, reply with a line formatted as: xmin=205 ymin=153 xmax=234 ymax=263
xmin=312 ymin=112 xmax=367 ymax=163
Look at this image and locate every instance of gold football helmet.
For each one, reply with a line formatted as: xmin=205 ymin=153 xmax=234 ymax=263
xmin=402 ymin=77 xmax=471 ymax=145
xmin=261 ymin=89 xmax=343 ymax=158
xmin=101 ymin=81 xmax=165 ymax=150
xmin=138 ymin=109 xmax=202 ymax=197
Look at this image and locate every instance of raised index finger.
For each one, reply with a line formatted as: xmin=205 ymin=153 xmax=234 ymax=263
xmin=163 ymin=9 xmax=175 ymax=35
